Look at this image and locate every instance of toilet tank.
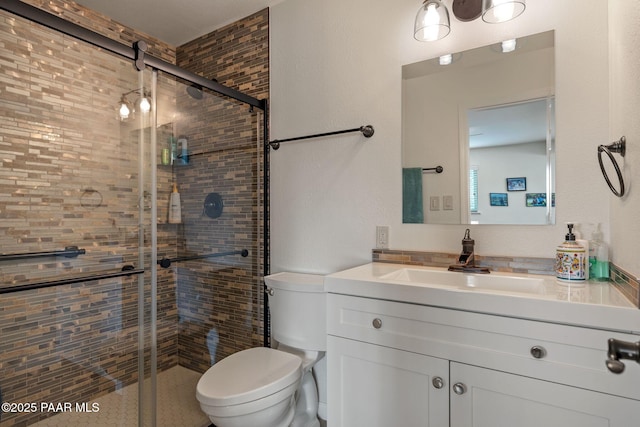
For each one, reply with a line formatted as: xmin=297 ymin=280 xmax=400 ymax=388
xmin=264 ymin=272 xmax=326 ymax=351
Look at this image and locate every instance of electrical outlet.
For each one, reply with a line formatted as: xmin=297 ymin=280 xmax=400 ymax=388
xmin=376 ymin=226 xmax=389 ymax=249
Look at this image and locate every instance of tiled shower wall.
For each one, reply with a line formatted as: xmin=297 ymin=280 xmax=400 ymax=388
xmin=174 ymin=8 xmax=269 ymax=372
xmin=0 ymin=7 xmax=172 ymax=426
xmin=1 ymin=1 xmax=269 ymax=426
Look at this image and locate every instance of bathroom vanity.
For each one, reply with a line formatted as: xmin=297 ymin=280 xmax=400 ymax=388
xmin=325 ymin=263 xmax=640 ymax=426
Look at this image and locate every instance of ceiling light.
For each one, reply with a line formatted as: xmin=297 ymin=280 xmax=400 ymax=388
xmin=414 ymin=0 xmax=451 ymax=42
xmin=439 ymin=54 xmax=453 ymax=65
xmin=501 ymin=38 xmax=517 ymax=52
xmin=481 ymin=0 xmax=526 ymax=24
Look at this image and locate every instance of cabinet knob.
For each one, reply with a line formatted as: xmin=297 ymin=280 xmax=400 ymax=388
xmin=372 ymin=318 xmax=383 ymax=329
xmin=530 ymin=345 xmax=547 ymax=359
xmin=265 ymin=287 xmax=274 ymax=296
xmin=452 ymin=382 xmax=467 ymax=395
xmin=432 ymin=377 xmax=445 ymax=389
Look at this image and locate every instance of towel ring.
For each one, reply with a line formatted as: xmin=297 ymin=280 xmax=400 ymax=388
xmin=597 ymin=136 xmax=626 ymax=198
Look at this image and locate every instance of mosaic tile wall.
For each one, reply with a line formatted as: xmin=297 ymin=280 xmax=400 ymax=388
xmin=610 ymin=264 xmax=640 ymax=309
xmin=0 ymin=4 xmax=177 ymax=426
xmin=372 ymin=248 xmax=556 ymax=275
xmin=173 ymin=8 xmax=269 ymax=371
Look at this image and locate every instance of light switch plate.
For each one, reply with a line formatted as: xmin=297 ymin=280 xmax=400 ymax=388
xmin=443 ymin=195 xmax=453 ymax=210
xmin=430 ymin=196 xmax=440 ymax=211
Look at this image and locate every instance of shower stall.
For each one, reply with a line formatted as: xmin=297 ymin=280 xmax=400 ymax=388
xmin=0 ymin=2 xmax=268 ymax=426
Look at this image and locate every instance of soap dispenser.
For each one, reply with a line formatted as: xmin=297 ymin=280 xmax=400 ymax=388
xmin=555 ymin=223 xmax=586 ymax=282
xmin=589 ymin=223 xmax=609 ymax=281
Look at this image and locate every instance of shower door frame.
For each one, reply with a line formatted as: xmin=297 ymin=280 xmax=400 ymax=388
xmin=0 ymin=0 xmax=271 ymax=424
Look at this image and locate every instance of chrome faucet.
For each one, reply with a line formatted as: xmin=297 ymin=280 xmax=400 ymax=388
xmin=448 ymin=229 xmax=490 ymax=274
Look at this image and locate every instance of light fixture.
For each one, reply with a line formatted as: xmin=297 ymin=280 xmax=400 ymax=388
xmin=481 ymin=0 xmax=526 ymax=24
xmin=437 ymin=52 xmax=462 ymax=65
xmin=137 ymin=94 xmax=151 ymax=113
xmin=117 ymin=87 xmax=152 ymax=121
xmin=413 ymin=0 xmax=526 ymax=42
xmin=117 ymin=94 xmax=133 ymax=121
xmin=501 ymin=38 xmax=517 ymax=52
xmin=439 ymin=54 xmax=453 ymax=65
xmin=414 ymin=0 xmax=450 ymax=42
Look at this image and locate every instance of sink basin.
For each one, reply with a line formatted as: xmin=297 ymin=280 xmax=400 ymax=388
xmin=381 ymin=268 xmax=548 ymax=295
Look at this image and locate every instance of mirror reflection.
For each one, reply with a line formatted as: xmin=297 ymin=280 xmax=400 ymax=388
xmin=402 ymin=31 xmax=555 ymax=225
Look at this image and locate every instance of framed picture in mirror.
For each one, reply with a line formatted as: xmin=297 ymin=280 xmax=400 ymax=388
xmin=506 ymin=177 xmax=526 ymax=191
xmin=490 ymin=193 xmax=508 ymax=206
xmin=526 ymin=193 xmax=547 ymax=207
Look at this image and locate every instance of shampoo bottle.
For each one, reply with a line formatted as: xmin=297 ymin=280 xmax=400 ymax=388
xmin=168 ymin=183 xmax=182 ymax=224
xmin=555 ymin=223 xmax=586 ymax=283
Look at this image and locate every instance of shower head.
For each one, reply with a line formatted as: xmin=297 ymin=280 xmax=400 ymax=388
xmin=186 ymin=84 xmax=203 ymax=100
xmin=186 ymin=78 xmax=219 ymax=100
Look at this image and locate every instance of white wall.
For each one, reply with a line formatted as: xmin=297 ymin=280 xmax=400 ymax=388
xmin=270 ymin=0 xmax=613 ymax=275
xmin=471 ymin=142 xmax=549 ymax=224
xmin=609 ymin=0 xmax=640 ymax=277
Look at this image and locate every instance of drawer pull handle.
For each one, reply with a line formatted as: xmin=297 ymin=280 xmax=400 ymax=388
xmin=432 ymin=377 xmax=445 ymax=389
xmin=452 ymin=382 xmax=467 ymax=395
xmin=372 ymin=318 xmax=383 ymax=329
xmin=530 ymin=345 xmax=547 ymax=359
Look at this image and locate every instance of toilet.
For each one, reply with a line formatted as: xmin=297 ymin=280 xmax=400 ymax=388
xmin=196 ymin=272 xmax=326 ymax=427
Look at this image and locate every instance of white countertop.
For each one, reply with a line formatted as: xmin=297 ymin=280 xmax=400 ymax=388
xmin=325 ymin=262 xmax=640 ymax=335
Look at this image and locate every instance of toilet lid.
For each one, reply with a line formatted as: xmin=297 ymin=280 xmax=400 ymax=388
xmin=197 ymin=347 xmax=301 ymax=407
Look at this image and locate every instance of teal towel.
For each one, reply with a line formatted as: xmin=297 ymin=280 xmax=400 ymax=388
xmin=403 ymin=168 xmax=424 ymax=223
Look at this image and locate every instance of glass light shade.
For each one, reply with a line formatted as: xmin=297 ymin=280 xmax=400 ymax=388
xmin=482 ymin=0 xmax=525 ymax=23
xmin=414 ymin=0 xmax=451 ymax=42
xmin=118 ymin=97 xmax=131 ymax=120
xmin=138 ymin=96 xmax=151 ymax=113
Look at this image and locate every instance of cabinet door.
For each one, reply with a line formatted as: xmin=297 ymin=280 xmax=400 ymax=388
xmin=328 ymin=335 xmax=449 ymax=427
xmin=450 ymin=362 xmax=640 ymax=427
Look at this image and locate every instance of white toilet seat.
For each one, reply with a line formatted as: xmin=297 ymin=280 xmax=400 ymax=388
xmin=197 ymin=347 xmax=302 ymax=409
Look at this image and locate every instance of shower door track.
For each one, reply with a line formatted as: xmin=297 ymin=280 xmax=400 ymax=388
xmin=0 ymin=0 xmax=266 ymax=111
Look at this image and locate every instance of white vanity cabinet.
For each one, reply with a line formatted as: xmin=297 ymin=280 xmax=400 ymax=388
xmin=327 ymin=292 xmax=640 ymax=427
xmin=450 ymin=362 xmax=636 ymax=426
xmin=328 ymin=335 xmax=449 ymax=426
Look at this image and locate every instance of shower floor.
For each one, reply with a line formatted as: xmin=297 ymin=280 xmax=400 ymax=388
xmin=30 ymin=365 xmax=210 ymax=427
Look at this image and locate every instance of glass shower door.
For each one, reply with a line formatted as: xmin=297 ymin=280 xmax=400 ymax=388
xmin=150 ymin=73 xmax=265 ymax=426
xmin=0 ymin=9 xmax=154 ymax=426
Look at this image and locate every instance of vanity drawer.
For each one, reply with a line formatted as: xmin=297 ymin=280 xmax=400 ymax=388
xmin=327 ymin=293 xmax=640 ymax=400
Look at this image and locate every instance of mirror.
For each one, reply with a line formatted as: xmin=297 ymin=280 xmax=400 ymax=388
xmin=402 ymin=31 xmax=555 ymax=225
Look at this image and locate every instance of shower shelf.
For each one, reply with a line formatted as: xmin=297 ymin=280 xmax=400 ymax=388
xmin=0 ymin=267 xmax=144 ymax=295
xmin=0 ymin=246 xmax=86 ymax=262
xmin=157 ymin=249 xmax=249 ymax=268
